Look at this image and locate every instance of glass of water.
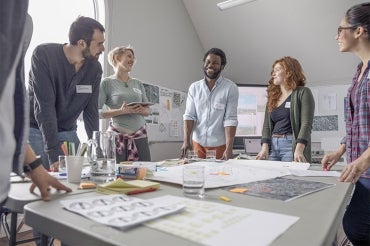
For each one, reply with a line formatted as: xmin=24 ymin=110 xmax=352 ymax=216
xmin=187 ymin=150 xmax=198 ymax=162
xmin=183 ymin=165 xmax=205 ymax=199
xmin=206 ymin=149 xmax=216 ymax=161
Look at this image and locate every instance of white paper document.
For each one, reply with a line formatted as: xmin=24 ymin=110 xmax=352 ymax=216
xmin=149 ymin=160 xmax=308 ymax=188
xmin=288 ymin=169 xmax=341 ymax=177
xmin=60 ymin=194 xmax=185 ymax=229
xmin=145 ymin=195 xmax=299 ymax=246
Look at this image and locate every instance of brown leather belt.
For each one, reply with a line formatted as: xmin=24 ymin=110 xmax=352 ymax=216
xmin=272 ymin=133 xmax=291 ymax=138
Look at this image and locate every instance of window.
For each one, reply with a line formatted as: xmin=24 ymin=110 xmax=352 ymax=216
xmin=26 ymin=0 xmax=105 ymax=84
xmin=26 ymin=0 xmax=105 ymax=143
xmin=236 ymin=84 xmax=267 ymax=136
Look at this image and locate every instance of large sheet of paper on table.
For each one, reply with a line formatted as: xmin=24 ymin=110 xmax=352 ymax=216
xmin=149 ymin=159 xmax=310 ymax=188
xmin=145 ymin=195 xmax=299 ymax=246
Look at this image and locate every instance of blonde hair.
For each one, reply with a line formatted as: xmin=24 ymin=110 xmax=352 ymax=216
xmin=107 ymin=45 xmax=135 ymax=68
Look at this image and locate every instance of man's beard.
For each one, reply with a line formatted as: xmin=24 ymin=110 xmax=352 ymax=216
xmin=204 ymin=68 xmax=221 ymax=80
xmin=82 ymin=47 xmax=99 ymax=61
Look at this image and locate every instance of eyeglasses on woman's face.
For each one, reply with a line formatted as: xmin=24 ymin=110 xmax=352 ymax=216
xmin=337 ymin=26 xmax=357 ymax=36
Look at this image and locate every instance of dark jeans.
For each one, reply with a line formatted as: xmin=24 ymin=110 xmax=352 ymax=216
xmin=343 ymin=177 xmax=370 ymax=246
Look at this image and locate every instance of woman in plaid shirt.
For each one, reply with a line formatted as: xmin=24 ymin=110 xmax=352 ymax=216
xmin=321 ymin=3 xmax=370 ymax=245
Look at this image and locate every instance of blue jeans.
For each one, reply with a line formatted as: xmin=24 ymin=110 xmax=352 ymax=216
xmin=269 ymin=135 xmax=293 ymax=162
xmin=343 ymin=177 xmax=370 ymax=246
xmin=28 ymin=128 xmax=79 ymax=169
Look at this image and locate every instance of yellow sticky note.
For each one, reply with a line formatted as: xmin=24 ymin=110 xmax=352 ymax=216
xmin=229 ymin=187 xmax=248 ymax=193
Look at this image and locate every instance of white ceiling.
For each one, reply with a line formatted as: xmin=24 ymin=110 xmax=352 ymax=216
xmin=182 ymin=0 xmax=364 ymax=86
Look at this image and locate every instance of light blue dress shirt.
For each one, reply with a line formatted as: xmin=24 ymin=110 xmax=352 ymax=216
xmin=183 ymin=76 xmax=238 ymax=147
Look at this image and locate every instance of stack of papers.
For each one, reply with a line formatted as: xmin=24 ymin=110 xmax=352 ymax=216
xmin=96 ymin=178 xmax=160 ymax=195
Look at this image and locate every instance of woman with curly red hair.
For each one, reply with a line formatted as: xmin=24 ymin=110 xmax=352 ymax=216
xmin=256 ymin=56 xmax=315 ymax=163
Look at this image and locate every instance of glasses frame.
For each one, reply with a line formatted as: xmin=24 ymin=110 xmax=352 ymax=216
xmin=337 ymin=26 xmax=357 ymax=36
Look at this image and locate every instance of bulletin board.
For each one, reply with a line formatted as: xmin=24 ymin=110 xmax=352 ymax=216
xmin=143 ymin=83 xmax=187 ymax=142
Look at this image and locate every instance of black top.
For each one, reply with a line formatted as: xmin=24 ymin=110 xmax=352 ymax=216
xmin=271 ymin=95 xmax=292 ymax=135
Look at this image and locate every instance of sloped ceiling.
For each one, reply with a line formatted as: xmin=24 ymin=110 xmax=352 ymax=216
xmin=182 ymin=0 xmax=364 ymax=86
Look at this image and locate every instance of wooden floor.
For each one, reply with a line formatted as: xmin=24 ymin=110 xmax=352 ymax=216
xmin=0 ymin=230 xmax=61 ymax=246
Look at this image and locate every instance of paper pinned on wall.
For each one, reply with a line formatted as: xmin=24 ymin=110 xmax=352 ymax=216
xmin=319 ymin=92 xmax=337 ymax=111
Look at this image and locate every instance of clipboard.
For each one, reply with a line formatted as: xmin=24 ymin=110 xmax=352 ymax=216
xmin=126 ymin=102 xmax=154 ymax=106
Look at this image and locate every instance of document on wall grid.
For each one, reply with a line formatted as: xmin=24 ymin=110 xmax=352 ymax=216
xmin=145 ymin=195 xmax=299 ymax=246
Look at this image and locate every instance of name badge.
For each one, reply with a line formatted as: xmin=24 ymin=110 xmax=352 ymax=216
xmin=76 ymin=85 xmax=92 ymax=93
xmin=133 ymin=88 xmax=142 ymax=94
xmin=285 ymin=102 xmax=291 ymax=108
xmin=214 ymin=103 xmax=225 ymax=110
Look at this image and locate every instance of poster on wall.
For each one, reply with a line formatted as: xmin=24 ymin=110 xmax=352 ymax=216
xmin=143 ymin=83 xmax=186 ymax=142
xmin=312 ymin=115 xmax=338 ymax=131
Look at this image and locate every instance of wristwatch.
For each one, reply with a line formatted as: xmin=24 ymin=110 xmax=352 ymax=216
xmin=23 ymin=156 xmax=43 ymax=173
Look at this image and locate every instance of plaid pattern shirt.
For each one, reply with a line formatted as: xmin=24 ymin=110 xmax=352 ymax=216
xmin=342 ymin=61 xmax=370 ymax=178
xmin=109 ymin=123 xmax=147 ymax=161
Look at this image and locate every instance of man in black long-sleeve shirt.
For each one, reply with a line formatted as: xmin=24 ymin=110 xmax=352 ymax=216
xmin=28 ymin=16 xmax=105 ymax=170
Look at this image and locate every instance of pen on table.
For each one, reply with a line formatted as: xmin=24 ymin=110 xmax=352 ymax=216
xmin=127 ymin=187 xmax=157 ymax=195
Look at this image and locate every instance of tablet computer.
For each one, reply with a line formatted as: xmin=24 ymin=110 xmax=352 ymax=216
xmin=127 ymin=102 xmax=154 ymax=106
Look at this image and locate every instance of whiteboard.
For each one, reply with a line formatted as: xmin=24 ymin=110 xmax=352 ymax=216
xmin=143 ymin=83 xmax=187 ymax=142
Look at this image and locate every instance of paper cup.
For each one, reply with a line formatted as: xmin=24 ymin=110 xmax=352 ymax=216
xmin=65 ymin=156 xmax=84 ymax=183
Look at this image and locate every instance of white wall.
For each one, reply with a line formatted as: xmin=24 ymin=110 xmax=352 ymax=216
xmin=105 ymin=0 xmax=204 ymax=161
xmin=182 ymin=0 xmax=362 ymax=87
xmin=104 ymin=1 xmax=359 ymax=160
xmin=310 ymin=84 xmax=350 ymax=152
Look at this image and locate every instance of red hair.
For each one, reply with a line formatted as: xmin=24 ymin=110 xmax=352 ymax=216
xmin=266 ymin=56 xmax=306 ymax=112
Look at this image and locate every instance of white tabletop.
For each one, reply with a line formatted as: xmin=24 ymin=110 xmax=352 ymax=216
xmin=23 ymin=175 xmax=353 ymax=246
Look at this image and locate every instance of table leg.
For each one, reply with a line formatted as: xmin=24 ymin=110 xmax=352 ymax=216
xmin=9 ymin=212 xmax=17 ymax=246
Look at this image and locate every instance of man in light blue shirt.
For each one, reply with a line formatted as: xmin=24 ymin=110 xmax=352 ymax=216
xmin=181 ymin=48 xmax=238 ymax=160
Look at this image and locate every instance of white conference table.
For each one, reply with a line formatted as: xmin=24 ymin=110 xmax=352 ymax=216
xmin=23 ymin=173 xmax=353 ymax=246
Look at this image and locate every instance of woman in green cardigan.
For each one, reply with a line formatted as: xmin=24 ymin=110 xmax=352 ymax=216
xmin=256 ymin=57 xmax=315 ymax=163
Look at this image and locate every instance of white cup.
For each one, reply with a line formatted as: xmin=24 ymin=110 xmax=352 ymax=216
xmin=65 ymin=156 xmax=85 ymax=183
xmin=183 ymin=165 xmax=205 ymax=199
xmin=206 ymin=149 xmax=216 ymax=161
